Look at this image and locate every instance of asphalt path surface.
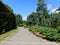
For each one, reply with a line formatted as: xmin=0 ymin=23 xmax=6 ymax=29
xmin=0 ymin=27 xmax=60 ymax=45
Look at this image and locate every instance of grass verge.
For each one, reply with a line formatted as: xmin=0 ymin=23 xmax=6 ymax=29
xmin=0 ymin=28 xmax=18 ymax=42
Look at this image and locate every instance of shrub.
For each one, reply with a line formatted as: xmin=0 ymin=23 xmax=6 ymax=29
xmin=57 ymin=26 xmax=60 ymax=33
xmin=57 ymin=26 xmax=60 ymax=30
xmin=29 ymin=25 xmax=60 ymax=41
xmin=0 ymin=1 xmax=16 ymax=34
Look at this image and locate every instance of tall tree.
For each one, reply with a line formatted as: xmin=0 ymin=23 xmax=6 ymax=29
xmin=36 ymin=0 xmax=49 ymax=26
xmin=15 ymin=14 xmax=23 ymax=26
xmin=37 ymin=0 xmax=47 ymax=13
xmin=27 ymin=12 xmax=38 ymax=25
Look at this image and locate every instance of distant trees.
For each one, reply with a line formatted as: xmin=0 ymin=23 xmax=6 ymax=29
xmin=27 ymin=0 xmax=49 ymax=26
xmin=27 ymin=12 xmax=38 ymax=25
xmin=27 ymin=0 xmax=60 ymax=28
xmin=51 ymin=13 xmax=60 ymax=27
xmin=36 ymin=0 xmax=49 ymax=26
xmin=0 ymin=1 xmax=16 ymax=34
xmin=15 ymin=14 xmax=23 ymax=26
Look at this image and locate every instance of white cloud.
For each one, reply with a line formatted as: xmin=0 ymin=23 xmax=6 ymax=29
xmin=56 ymin=11 xmax=60 ymax=13
xmin=47 ymin=4 xmax=59 ymax=13
xmin=51 ymin=7 xmax=58 ymax=13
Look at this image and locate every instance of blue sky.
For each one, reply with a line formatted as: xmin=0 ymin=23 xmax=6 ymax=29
xmin=2 ymin=0 xmax=60 ymax=20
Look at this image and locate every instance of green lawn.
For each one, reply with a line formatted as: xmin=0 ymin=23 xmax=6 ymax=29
xmin=0 ymin=28 xmax=18 ymax=42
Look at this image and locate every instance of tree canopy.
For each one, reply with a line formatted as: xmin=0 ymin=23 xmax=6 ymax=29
xmin=0 ymin=1 xmax=16 ymax=34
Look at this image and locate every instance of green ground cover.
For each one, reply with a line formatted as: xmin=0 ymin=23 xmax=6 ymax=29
xmin=29 ymin=25 xmax=60 ymax=41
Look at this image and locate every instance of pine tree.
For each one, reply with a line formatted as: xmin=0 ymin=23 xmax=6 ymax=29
xmin=36 ymin=0 xmax=49 ymax=26
xmin=37 ymin=0 xmax=47 ymax=13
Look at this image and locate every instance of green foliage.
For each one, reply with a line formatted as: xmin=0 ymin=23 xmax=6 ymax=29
xmin=29 ymin=25 xmax=60 ymax=41
xmin=27 ymin=12 xmax=38 ymax=25
xmin=51 ymin=13 xmax=60 ymax=27
xmin=36 ymin=0 xmax=50 ymax=26
xmin=0 ymin=1 xmax=16 ymax=34
xmin=26 ymin=0 xmax=60 ymax=41
xmin=27 ymin=0 xmax=51 ymax=26
xmin=15 ymin=14 xmax=23 ymax=26
xmin=57 ymin=26 xmax=60 ymax=30
xmin=57 ymin=26 xmax=60 ymax=33
xmin=37 ymin=0 xmax=47 ymax=13
xmin=27 ymin=0 xmax=60 ymax=28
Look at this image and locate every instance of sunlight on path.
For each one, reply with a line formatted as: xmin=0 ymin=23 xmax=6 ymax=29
xmin=0 ymin=27 xmax=60 ymax=45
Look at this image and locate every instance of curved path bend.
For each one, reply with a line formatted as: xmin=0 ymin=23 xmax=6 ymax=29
xmin=0 ymin=27 xmax=60 ymax=45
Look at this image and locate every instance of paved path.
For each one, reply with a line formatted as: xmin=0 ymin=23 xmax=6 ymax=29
xmin=0 ymin=27 xmax=60 ymax=45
